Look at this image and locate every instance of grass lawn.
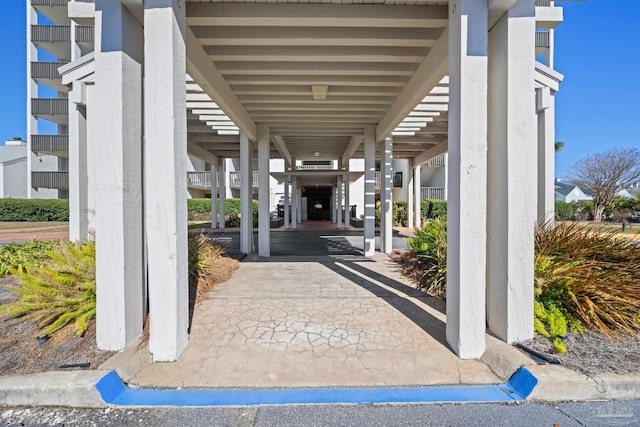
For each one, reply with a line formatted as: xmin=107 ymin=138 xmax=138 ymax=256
xmin=558 ymin=221 xmax=640 ymax=243
xmin=0 ymin=222 xmax=69 ymax=231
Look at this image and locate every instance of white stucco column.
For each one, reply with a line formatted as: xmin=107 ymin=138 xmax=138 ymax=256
xmin=381 ymin=137 xmax=393 ymax=254
xmin=68 ymin=81 xmax=88 ymax=242
xmin=240 ymin=133 xmax=253 ymax=253
xmin=537 ymin=87 xmax=555 ymax=226
xmin=486 ymin=0 xmax=536 ymax=344
xmin=211 ymin=163 xmax=218 ymax=228
xmin=284 ymin=174 xmax=290 ymax=229
xmin=218 ymin=158 xmax=226 ymax=228
xmin=291 ymin=176 xmax=298 ymax=229
xmin=363 ymin=128 xmax=376 ymax=257
xmin=414 ymin=164 xmax=421 ymax=228
xmin=144 ymin=0 xmax=189 ymax=361
xmin=332 ymin=188 xmax=337 ymax=223
xmin=407 ymin=160 xmax=414 ymax=229
xmin=94 ymin=0 xmax=144 ymax=351
xmin=26 ymin=4 xmax=37 ymax=199
xmin=446 ymin=0 xmax=488 ymax=359
xmin=337 ymin=175 xmax=343 ymax=229
xmin=258 ymin=126 xmax=270 ymax=257
xmin=344 ymin=174 xmax=350 ymax=229
xmin=297 ymin=184 xmax=302 ymax=224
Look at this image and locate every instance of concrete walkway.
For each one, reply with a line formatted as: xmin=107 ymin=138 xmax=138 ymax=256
xmin=132 ymin=253 xmax=500 ymax=389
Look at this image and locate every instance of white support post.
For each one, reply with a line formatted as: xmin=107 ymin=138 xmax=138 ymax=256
xmin=408 ymin=160 xmax=414 ymax=229
xmin=218 ymin=158 xmax=226 ymax=228
xmin=297 ymin=184 xmax=302 ymax=224
xmin=258 ymin=126 xmax=271 ymax=257
xmin=94 ymin=0 xmax=144 ymax=351
xmin=211 ymin=163 xmax=218 ymax=228
xmin=363 ymin=128 xmax=376 ymax=257
xmin=26 ymin=4 xmax=37 ymax=199
xmin=240 ymin=133 xmax=253 ymax=253
xmin=332 ymin=189 xmax=337 ymax=223
xmin=537 ymin=87 xmax=555 ymax=226
xmin=144 ymin=0 xmax=189 ymax=362
xmin=446 ymin=0 xmax=489 ymax=359
xmin=337 ymin=175 xmax=343 ymax=229
xmin=344 ymin=174 xmax=350 ymax=229
xmin=69 ymin=82 xmax=88 ymax=242
xmin=381 ymin=137 xmax=393 ymax=254
xmin=486 ymin=0 xmax=536 ymax=344
xmin=284 ymin=173 xmax=290 ymax=229
xmin=291 ymin=176 xmax=298 ymax=229
xmin=414 ymin=164 xmax=421 ymax=228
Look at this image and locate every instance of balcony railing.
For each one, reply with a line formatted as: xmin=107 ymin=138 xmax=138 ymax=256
xmin=296 ymin=165 xmax=335 ymax=171
xmin=31 ymin=135 xmax=69 ymax=154
xmin=374 ymin=171 xmax=381 ymax=189
xmin=31 ymin=62 xmax=67 ymax=80
xmin=421 ymin=187 xmax=446 ymax=200
xmin=535 ymin=1 xmax=551 ymax=6
xmin=31 ymin=0 xmax=69 ymax=6
xmin=31 ymin=171 xmax=69 ymax=190
xmin=187 ymin=171 xmax=212 ymax=189
xmin=425 ymin=154 xmax=446 ymax=168
xmin=31 ymin=98 xmax=68 ymax=116
xmin=31 ymin=25 xmax=70 ymax=43
xmin=229 ymin=171 xmax=259 ymax=189
xmin=535 ymin=31 xmax=550 ymax=48
xmin=75 ymin=25 xmax=94 ymax=43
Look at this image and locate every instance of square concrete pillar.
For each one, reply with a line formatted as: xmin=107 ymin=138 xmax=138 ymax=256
xmin=381 ymin=137 xmax=393 ymax=254
xmin=291 ymin=176 xmax=298 ymax=229
xmin=240 ymin=133 xmax=254 ymax=253
xmin=414 ymin=164 xmax=421 ymax=228
xmin=144 ymin=0 xmax=189 ymax=361
xmin=363 ymin=128 xmax=376 ymax=257
xmin=446 ymin=0 xmax=489 ymax=359
xmin=258 ymin=126 xmax=271 ymax=257
xmin=218 ymin=158 xmax=226 ymax=229
xmin=68 ymin=81 xmax=88 ymax=242
xmin=337 ymin=175 xmax=343 ymax=229
xmin=284 ymin=174 xmax=290 ymax=229
xmin=94 ymin=1 xmax=144 ymax=351
xmin=486 ymin=0 xmax=537 ymax=344
xmin=211 ymin=163 xmax=218 ymax=228
xmin=407 ymin=160 xmax=414 ymax=229
xmin=344 ymin=174 xmax=350 ymax=229
xmin=537 ymin=87 xmax=555 ymax=226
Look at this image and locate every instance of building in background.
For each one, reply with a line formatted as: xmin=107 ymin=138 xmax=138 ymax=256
xmin=0 ymin=138 xmax=28 ymax=199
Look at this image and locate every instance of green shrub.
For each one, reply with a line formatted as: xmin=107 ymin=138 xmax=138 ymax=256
xmin=0 ymin=199 xmax=69 ymax=222
xmin=393 ymin=200 xmax=408 ymax=227
xmin=405 ymin=218 xmax=447 ymax=296
xmin=554 ymin=201 xmax=574 ymax=221
xmin=0 ymin=241 xmax=56 ymax=277
xmin=419 ymin=199 xmax=447 ymax=221
xmin=187 ymin=198 xmax=258 ymax=216
xmin=570 ymin=200 xmax=594 ymax=221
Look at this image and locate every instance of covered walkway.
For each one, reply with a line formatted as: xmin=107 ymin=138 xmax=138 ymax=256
xmin=132 ymin=253 xmax=500 ymax=388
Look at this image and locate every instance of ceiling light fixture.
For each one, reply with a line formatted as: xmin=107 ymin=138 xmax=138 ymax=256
xmin=312 ymin=85 xmax=328 ymax=100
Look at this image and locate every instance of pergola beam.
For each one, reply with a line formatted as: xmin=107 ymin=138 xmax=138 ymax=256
xmin=341 ymin=135 xmax=364 ymax=166
xmin=273 ymin=135 xmax=292 ymax=166
xmin=412 ymin=139 xmax=448 ymax=167
xmin=187 ymin=141 xmax=219 ymax=165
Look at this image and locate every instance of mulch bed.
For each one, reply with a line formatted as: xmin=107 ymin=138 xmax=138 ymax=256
xmin=389 ymin=250 xmax=445 ymax=297
xmin=0 ymin=276 xmax=114 ymax=377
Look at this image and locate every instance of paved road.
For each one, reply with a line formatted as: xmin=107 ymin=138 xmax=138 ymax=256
xmin=2 ymin=401 xmax=639 ymax=426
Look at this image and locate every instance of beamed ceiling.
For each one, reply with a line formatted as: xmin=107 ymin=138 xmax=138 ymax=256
xmin=184 ymin=1 xmax=451 ymax=163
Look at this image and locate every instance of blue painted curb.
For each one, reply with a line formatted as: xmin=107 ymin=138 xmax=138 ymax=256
xmin=95 ymin=367 xmax=537 ymax=407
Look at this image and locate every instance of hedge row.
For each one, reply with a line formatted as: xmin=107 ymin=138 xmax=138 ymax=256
xmin=0 ymin=199 xmax=69 ymax=222
xmin=187 ymin=198 xmax=258 ymax=215
xmin=388 ymin=199 xmax=447 ymax=227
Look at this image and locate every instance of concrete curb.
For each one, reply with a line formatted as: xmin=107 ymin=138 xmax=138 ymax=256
xmin=0 ymin=371 xmax=109 ymax=408
xmin=529 ymin=364 xmax=640 ymax=402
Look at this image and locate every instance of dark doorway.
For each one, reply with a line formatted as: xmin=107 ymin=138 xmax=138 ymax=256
xmin=302 ymin=186 xmax=332 ymax=220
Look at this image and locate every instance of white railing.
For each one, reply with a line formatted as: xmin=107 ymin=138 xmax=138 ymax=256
xmin=374 ymin=171 xmax=381 ymax=189
xmin=187 ymin=171 xmax=212 ymax=189
xmin=425 ymin=154 xmax=446 ymax=168
xmin=296 ymin=165 xmax=335 ymax=171
xmin=421 ymin=187 xmax=446 ymax=200
xmin=31 ymin=25 xmax=70 ymax=43
xmin=31 ymin=171 xmax=69 ymax=190
xmin=31 ymin=135 xmax=69 ymax=153
xmin=229 ymin=171 xmax=259 ymax=189
xmin=535 ymin=31 xmax=550 ymax=48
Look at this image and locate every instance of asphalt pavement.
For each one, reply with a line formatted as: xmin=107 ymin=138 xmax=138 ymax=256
xmin=2 ymin=401 xmax=639 ymax=427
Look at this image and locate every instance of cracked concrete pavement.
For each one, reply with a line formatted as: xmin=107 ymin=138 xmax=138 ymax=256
xmin=132 ymin=254 xmax=500 ymax=389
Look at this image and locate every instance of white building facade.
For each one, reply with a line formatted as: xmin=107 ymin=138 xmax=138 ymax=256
xmin=35 ymin=0 xmax=566 ymax=362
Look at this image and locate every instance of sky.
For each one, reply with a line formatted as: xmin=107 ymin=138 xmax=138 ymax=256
xmin=0 ymin=0 xmax=638 ymax=178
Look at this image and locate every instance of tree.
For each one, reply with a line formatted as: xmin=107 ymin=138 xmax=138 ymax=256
xmin=569 ymin=148 xmax=640 ymax=222
xmin=554 ymin=141 xmax=565 ymax=152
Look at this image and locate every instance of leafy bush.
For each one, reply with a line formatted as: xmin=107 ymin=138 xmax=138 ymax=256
xmin=570 ymin=200 xmax=594 ymax=221
xmin=419 ymin=199 xmax=447 ymax=221
xmin=0 ymin=199 xmax=69 ymax=222
xmin=554 ymin=201 xmax=574 ymax=221
xmin=1 ymin=242 xmax=96 ymax=337
xmin=393 ymin=200 xmax=408 ymax=227
xmin=187 ymin=198 xmax=259 ymax=227
xmin=534 ymin=222 xmax=640 ymax=338
xmin=405 ymin=218 xmax=447 ymax=296
xmin=0 ymin=241 xmax=56 ymax=277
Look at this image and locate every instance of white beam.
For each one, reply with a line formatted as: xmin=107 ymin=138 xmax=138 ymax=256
xmin=341 ymin=135 xmax=363 ymax=166
xmin=272 ymin=135 xmax=292 ymax=166
xmin=258 ymin=126 xmax=271 ymax=257
xmin=363 ymin=128 xmax=376 ymax=257
xmin=186 ymin=28 xmax=258 ymax=141
xmin=381 ymin=137 xmax=393 ymax=254
xmin=413 ymin=140 xmax=449 ymax=166
xmin=187 ymin=141 xmax=219 ymax=165
xmin=240 ymin=133 xmax=254 ymax=253
xmin=376 ymin=28 xmax=449 ymax=141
